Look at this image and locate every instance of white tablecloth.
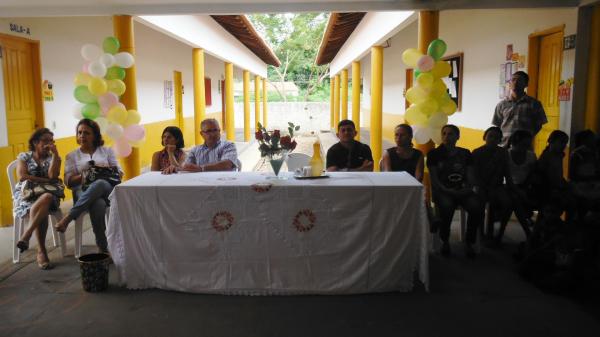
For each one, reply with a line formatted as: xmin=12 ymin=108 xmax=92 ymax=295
xmin=107 ymin=171 xmax=429 ymax=294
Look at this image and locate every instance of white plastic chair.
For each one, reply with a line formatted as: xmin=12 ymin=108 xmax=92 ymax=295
xmin=73 ymin=208 xmax=110 ymax=258
xmin=286 ymin=153 xmax=311 ymax=172
xmin=7 ymin=160 xmax=66 ymax=263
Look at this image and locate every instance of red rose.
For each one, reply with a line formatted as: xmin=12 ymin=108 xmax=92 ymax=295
xmin=273 ymin=130 xmax=281 ymax=138
xmin=255 ymin=131 xmax=263 ymax=141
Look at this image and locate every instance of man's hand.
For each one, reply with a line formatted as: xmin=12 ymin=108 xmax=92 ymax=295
xmin=357 ymin=160 xmax=374 ymax=172
xmin=162 ymin=165 xmax=178 ymax=175
xmin=182 ymin=163 xmax=203 ymax=172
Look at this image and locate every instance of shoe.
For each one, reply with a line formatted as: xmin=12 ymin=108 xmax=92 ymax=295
xmin=440 ymin=242 xmax=451 ymax=257
xmin=16 ymin=240 xmax=29 ymax=253
xmin=465 ymin=245 xmax=476 ymax=259
xmin=37 ymin=253 xmax=53 ymax=270
xmin=54 ymin=216 xmax=71 ymax=233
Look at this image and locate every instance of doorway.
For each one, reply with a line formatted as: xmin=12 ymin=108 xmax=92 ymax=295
xmin=528 ymin=26 xmax=564 ymax=155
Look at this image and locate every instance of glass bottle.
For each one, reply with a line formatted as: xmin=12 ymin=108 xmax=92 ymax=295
xmin=310 ymin=141 xmax=324 ymax=176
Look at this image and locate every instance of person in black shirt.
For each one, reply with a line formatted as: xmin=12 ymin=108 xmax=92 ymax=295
xmin=326 ymin=120 xmax=373 ymax=172
xmin=427 ymin=124 xmax=485 ymax=258
xmin=382 ymin=123 xmax=424 ymax=181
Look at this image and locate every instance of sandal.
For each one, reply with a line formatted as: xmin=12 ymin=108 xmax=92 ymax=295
xmin=16 ymin=240 xmax=29 ymax=253
xmin=37 ymin=252 xmax=53 ymax=270
xmin=54 ymin=217 xmax=70 ymax=233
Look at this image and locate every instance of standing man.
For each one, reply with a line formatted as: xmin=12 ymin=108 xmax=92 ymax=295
xmin=326 ymin=120 xmax=373 ymax=172
xmin=163 ymin=118 xmax=238 ymax=174
xmin=492 ymin=71 xmax=547 ymax=146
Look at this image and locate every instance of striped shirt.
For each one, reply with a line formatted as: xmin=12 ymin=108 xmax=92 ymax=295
xmin=185 ymin=140 xmax=238 ymax=170
xmin=492 ymin=94 xmax=547 ymax=146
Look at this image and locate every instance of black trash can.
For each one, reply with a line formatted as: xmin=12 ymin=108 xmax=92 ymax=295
xmin=78 ymin=253 xmax=110 ymax=292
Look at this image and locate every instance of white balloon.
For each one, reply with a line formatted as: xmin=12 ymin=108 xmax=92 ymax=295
xmin=106 ymin=123 xmax=124 ymax=140
xmin=99 ymin=53 xmax=115 ymax=68
xmin=88 ymin=60 xmax=107 ymax=78
xmin=428 ymin=112 xmax=448 ymax=128
xmin=73 ymin=104 xmax=84 ymax=120
xmin=95 ymin=117 xmax=109 ymax=133
xmin=414 ymin=126 xmax=432 ymax=144
xmin=81 ymin=44 xmax=102 ymax=61
xmin=431 ymin=128 xmax=443 ymax=144
xmin=114 ymin=52 xmax=134 ymax=68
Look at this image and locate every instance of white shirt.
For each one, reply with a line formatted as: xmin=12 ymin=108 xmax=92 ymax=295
xmin=64 ymin=146 xmax=122 ymax=187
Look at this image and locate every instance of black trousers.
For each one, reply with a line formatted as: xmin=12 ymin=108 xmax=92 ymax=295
xmin=434 ymin=190 xmax=485 ymax=244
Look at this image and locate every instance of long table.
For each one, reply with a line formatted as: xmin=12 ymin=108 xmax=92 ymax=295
xmin=107 ymin=171 xmax=429 ymax=294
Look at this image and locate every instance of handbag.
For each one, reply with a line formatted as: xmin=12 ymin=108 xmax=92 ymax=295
xmin=82 ymin=165 xmax=121 ymax=191
xmin=21 ymin=180 xmax=66 ymax=202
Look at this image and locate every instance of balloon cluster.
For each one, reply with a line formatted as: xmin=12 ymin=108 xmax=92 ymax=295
xmin=401 ymin=39 xmax=457 ymax=144
xmin=73 ymin=36 xmax=145 ymax=157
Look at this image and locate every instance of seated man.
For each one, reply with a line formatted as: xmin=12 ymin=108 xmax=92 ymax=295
xmin=326 ymin=120 xmax=373 ymax=172
xmin=163 ymin=118 xmax=238 ymax=174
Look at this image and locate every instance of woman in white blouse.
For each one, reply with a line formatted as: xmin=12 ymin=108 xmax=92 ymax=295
xmin=54 ymin=119 xmax=122 ymax=253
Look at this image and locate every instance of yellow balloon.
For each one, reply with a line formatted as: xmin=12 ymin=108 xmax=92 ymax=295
xmin=107 ymin=106 xmax=127 ymax=124
xmin=405 ymin=86 xmax=428 ymax=105
xmin=416 ymin=72 xmax=434 ymax=89
xmin=74 ymin=72 xmax=92 ymax=86
xmin=405 ymin=105 xmax=428 ymax=126
xmin=441 ymin=98 xmax=458 ymax=115
xmin=430 ymin=79 xmax=448 ymax=97
xmin=419 ymin=100 xmax=439 ymax=116
xmin=123 ymin=109 xmax=141 ymax=126
xmin=88 ymin=77 xmax=107 ymax=96
xmin=431 ymin=61 xmax=452 ymax=78
xmin=401 ymin=48 xmax=423 ymax=68
xmin=107 ymin=79 xmax=126 ymax=96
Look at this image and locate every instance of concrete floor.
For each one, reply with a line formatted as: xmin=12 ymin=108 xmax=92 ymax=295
xmin=1 ymin=217 xmax=599 ymax=337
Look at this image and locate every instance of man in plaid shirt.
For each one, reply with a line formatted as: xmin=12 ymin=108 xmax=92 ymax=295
xmin=492 ymin=71 xmax=547 ymax=147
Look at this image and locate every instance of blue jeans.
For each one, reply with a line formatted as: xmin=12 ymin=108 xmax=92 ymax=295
xmin=70 ymin=180 xmax=114 ymax=251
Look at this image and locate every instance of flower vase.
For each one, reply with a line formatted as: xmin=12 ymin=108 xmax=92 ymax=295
xmin=268 ymin=151 xmax=288 ymax=179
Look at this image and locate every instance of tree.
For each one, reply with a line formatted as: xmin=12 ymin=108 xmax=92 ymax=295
xmin=249 ymin=13 xmax=330 ymax=102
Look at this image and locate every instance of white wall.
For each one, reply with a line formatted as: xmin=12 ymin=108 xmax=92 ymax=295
xmin=138 ymin=15 xmax=268 ymax=78
xmin=355 ymin=8 xmax=577 ymax=132
xmin=0 ymin=16 xmax=247 ymax=139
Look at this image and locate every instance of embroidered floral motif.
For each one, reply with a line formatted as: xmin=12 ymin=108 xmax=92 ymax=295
xmin=212 ymin=211 xmax=234 ymax=232
xmin=251 ymin=183 xmax=273 ymax=193
xmin=293 ymin=209 xmax=316 ymax=232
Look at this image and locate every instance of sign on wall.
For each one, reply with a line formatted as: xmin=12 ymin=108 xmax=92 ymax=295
xmin=164 ymin=80 xmax=173 ymax=109
xmin=441 ymin=53 xmax=463 ymax=111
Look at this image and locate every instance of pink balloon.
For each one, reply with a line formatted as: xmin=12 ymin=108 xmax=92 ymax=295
xmin=98 ymin=92 xmax=119 ymax=113
xmin=123 ymin=124 xmax=146 ymax=142
xmin=417 ymin=55 xmax=435 ymax=72
xmin=113 ymin=137 xmax=132 ymax=157
xmin=82 ymin=62 xmax=90 ymax=74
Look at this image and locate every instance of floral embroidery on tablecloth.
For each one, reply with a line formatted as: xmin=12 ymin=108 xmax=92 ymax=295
xmin=212 ymin=211 xmax=234 ymax=232
xmin=251 ymin=183 xmax=273 ymax=193
xmin=293 ymin=209 xmax=316 ymax=232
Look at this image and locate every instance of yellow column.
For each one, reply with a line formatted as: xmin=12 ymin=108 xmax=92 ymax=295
xmin=254 ymin=75 xmax=261 ymax=129
xmin=370 ymin=46 xmax=383 ymax=172
xmin=262 ymin=78 xmax=268 ymax=129
xmin=334 ymin=75 xmax=340 ymax=128
xmin=352 ymin=61 xmax=361 ymax=140
xmin=193 ymin=48 xmax=206 ymax=145
xmin=416 ymin=11 xmax=439 ymax=155
xmin=173 ymin=71 xmax=183 ymax=130
xmin=113 ymin=15 xmax=139 ymax=179
xmin=243 ymin=70 xmax=251 ymax=141
xmin=585 ymin=5 xmax=600 ymax=132
xmin=341 ymin=69 xmax=348 ymax=120
xmin=330 ymin=78 xmax=335 ymax=129
xmin=224 ymin=62 xmax=235 ymax=141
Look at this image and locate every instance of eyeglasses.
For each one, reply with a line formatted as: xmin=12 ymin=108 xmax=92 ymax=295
xmin=202 ymin=128 xmax=220 ymax=134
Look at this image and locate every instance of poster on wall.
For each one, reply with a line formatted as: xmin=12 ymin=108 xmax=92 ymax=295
xmin=164 ymin=80 xmax=173 ymax=109
xmin=499 ymin=61 xmax=519 ymax=99
xmin=441 ymin=53 xmax=463 ymax=111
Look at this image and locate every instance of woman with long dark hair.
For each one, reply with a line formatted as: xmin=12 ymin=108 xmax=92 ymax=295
xmin=151 ymin=126 xmax=185 ymax=172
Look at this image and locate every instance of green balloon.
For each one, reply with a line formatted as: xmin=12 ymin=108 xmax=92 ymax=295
xmin=106 ymin=66 xmax=126 ymax=80
xmin=81 ymin=103 xmax=100 ymax=119
xmin=427 ymin=39 xmax=447 ymax=61
xmin=103 ymin=36 xmax=120 ymax=55
xmin=74 ymin=85 xmax=97 ymax=104
xmin=414 ymin=69 xmax=421 ymax=78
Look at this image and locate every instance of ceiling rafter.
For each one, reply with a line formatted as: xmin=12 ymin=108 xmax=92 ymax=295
xmin=315 ymin=12 xmax=366 ymax=66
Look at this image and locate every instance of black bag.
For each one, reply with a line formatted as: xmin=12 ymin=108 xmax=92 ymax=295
xmin=82 ymin=166 xmax=121 ymax=191
xmin=21 ymin=180 xmax=66 ymax=202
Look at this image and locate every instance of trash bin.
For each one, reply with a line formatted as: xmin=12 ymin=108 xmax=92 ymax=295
xmin=78 ymin=253 xmax=110 ymax=292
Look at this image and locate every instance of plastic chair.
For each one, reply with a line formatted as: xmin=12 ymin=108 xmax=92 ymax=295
xmin=73 ymin=208 xmax=110 ymax=258
xmin=7 ymin=160 xmax=66 ymax=263
xmin=286 ymin=153 xmax=311 ymax=172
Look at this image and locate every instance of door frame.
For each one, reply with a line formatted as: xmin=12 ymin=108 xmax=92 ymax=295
xmin=527 ymin=24 xmax=565 ymax=99
xmin=0 ymin=32 xmax=45 ymax=129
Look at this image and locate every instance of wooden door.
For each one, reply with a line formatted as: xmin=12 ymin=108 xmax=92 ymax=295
xmin=534 ymin=31 xmax=563 ymax=154
xmin=1 ymin=35 xmax=39 ymax=157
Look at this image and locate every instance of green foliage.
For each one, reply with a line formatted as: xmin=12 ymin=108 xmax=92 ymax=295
xmin=249 ymin=13 xmax=331 ymax=102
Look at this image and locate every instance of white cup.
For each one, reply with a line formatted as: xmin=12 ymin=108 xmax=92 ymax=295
xmin=302 ymin=166 xmax=312 ymax=177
